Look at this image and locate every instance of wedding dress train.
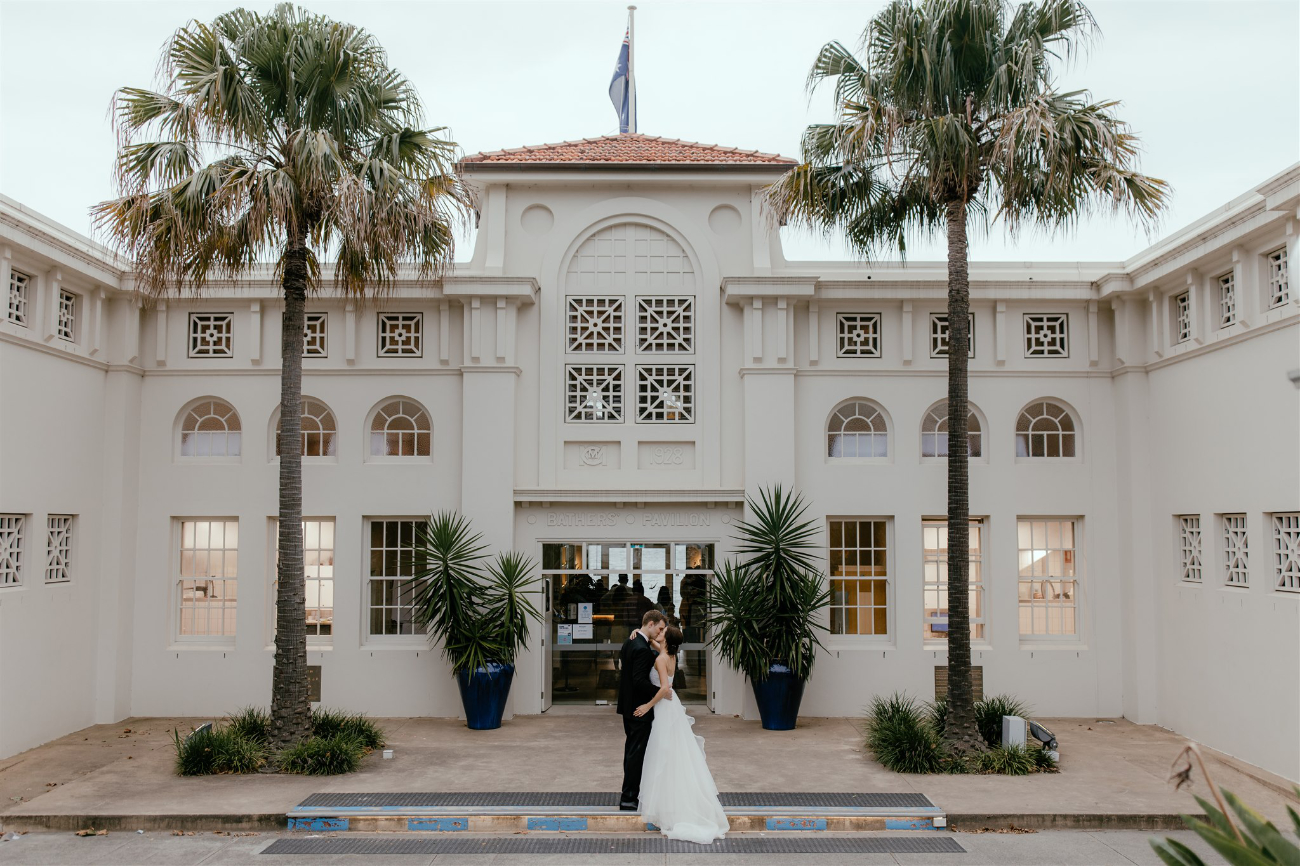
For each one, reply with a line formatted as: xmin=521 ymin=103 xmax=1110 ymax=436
xmin=637 ymin=667 xmax=729 ymax=844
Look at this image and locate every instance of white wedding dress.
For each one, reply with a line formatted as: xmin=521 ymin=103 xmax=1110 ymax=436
xmin=638 ymin=665 xmax=730 ymax=844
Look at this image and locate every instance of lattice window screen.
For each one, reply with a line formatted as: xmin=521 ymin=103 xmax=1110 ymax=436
xmin=837 ymin=313 xmax=881 ymax=357
xmin=1223 ymin=514 xmax=1249 ymax=586
xmin=7 ymin=269 xmax=29 ymax=326
xmin=1218 ymin=273 xmax=1237 ymax=327
xmin=636 ymin=365 xmax=694 ymax=422
xmin=1273 ymin=513 xmax=1300 ymax=591
xmin=566 ymin=297 xmax=624 ymax=353
xmin=1178 ymin=516 xmax=1203 ymax=582
xmin=189 ymin=313 xmax=233 ymax=357
xmin=1023 ymin=314 xmax=1069 ymax=357
xmin=1268 ymin=248 xmax=1290 ymax=308
xmin=929 ymin=313 xmax=974 ymax=358
xmin=57 ymin=290 xmax=76 ymax=342
xmin=0 ymin=515 xmax=24 ymax=587
xmin=45 ymin=515 xmax=73 ymax=583
xmin=636 ymin=296 xmax=694 ymax=353
xmin=1174 ymin=292 xmax=1191 ymax=343
xmin=303 ymin=313 xmax=327 ymax=357
xmin=566 ymin=365 xmax=623 ymax=422
xmin=378 ymin=313 xmax=422 ymax=357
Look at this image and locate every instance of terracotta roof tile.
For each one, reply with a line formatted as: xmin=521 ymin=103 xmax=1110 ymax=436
xmin=462 ymin=133 xmax=795 ymax=166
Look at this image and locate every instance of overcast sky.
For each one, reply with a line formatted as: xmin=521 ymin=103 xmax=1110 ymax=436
xmin=2 ymin=0 xmax=1297 ymax=264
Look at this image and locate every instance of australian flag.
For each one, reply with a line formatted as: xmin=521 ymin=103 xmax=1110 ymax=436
xmin=608 ymin=22 xmax=635 ymax=134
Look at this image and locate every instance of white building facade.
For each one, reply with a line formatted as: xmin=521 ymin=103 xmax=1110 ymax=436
xmin=1 ymin=136 xmax=1297 ymax=781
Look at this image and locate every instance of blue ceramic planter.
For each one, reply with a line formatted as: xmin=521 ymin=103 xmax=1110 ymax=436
xmin=751 ymin=663 xmax=805 ymax=731
xmin=456 ymin=662 xmax=515 ymax=730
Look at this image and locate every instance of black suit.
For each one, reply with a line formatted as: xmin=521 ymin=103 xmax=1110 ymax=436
xmin=617 ymin=632 xmax=659 ymax=807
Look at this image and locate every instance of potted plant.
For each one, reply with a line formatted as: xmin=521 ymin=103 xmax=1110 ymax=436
xmin=406 ymin=512 xmax=540 ymax=730
xmin=707 ymin=486 xmax=830 ymax=730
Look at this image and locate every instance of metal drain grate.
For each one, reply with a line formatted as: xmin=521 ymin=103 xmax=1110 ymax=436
xmin=263 ymin=835 xmax=964 ymax=855
xmin=295 ymin=791 xmax=936 ymax=809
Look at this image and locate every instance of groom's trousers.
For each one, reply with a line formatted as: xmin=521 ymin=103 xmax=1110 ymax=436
xmin=620 ymin=713 xmax=654 ymax=806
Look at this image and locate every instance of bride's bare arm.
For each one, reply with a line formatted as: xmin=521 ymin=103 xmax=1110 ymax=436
xmin=633 ymin=654 xmax=673 ymax=717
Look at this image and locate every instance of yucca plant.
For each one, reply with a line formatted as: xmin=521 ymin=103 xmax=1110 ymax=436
xmin=706 ymin=486 xmax=830 ymax=683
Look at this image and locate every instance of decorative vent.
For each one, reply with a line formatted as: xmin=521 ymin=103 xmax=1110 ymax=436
xmin=1273 ymin=513 xmax=1300 ymax=592
xmin=836 ymin=313 xmax=881 ymax=358
xmin=636 ymin=365 xmax=694 ymax=422
xmin=1223 ymin=514 xmax=1249 ymax=586
xmin=566 ymin=297 xmax=624 ymax=353
xmin=566 ymin=365 xmax=623 ymax=422
xmin=1218 ymin=273 xmax=1236 ymax=328
xmin=7 ymin=269 xmax=30 ymax=326
xmin=1267 ymin=247 xmax=1290 ymax=308
xmin=57 ymin=289 xmax=76 ymax=342
xmin=636 ymin=296 xmax=694 ymax=353
xmin=188 ymin=313 xmax=234 ymax=357
xmin=1178 ymin=516 xmax=1203 ymax=582
xmin=45 ymin=515 xmax=73 ymax=583
xmin=1174 ymin=292 xmax=1190 ymax=343
xmin=0 ymin=515 xmax=24 ymax=587
xmin=929 ymin=313 xmax=974 ymax=358
xmin=303 ymin=313 xmax=327 ymax=357
xmin=1023 ymin=313 xmax=1069 ymax=357
xmin=378 ymin=313 xmax=422 ymax=357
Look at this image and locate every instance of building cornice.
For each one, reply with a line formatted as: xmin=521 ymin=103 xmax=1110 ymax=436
xmin=515 ymin=489 xmax=746 ymax=505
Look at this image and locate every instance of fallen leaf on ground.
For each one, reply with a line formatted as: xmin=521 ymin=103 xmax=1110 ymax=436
xmin=956 ymin=825 xmax=1037 ymax=834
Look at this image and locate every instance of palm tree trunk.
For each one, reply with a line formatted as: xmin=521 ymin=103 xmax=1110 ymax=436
xmin=270 ymin=226 xmax=312 ymax=751
xmin=943 ymin=198 xmax=984 ymax=755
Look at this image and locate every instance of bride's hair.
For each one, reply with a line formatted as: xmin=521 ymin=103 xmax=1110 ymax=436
xmin=664 ymin=625 xmax=684 ymax=656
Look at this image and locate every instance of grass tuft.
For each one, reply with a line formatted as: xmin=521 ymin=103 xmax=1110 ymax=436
xmin=972 ymin=744 xmax=1037 ymax=776
xmin=226 ymin=706 xmax=271 ymax=746
xmin=172 ymin=725 xmax=268 ymax=775
xmin=864 ymin=692 xmax=946 ymax=774
xmin=278 ymin=733 xmax=366 ymax=775
xmin=310 ymin=707 xmax=386 ymax=751
xmin=975 ymin=695 xmax=1033 ymax=746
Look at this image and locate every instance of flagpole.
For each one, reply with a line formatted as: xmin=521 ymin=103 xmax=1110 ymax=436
xmin=627 ymin=5 xmax=637 ymax=133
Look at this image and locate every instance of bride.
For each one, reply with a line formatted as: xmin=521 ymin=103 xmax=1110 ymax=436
xmin=631 ymin=625 xmax=729 ymax=844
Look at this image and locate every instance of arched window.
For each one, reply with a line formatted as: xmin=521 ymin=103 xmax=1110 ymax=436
xmin=276 ymin=398 xmax=338 ymax=457
xmin=827 ymin=400 xmax=889 ymax=459
xmin=921 ymin=401 xmax=983 ymax=458
xmin=1016 ymin=400 xmax=1077 ymax=458
xmin=180 ymin=399 xmax=241 ymax=457
xmin=369 ymin=399 xmax=431 ymax=457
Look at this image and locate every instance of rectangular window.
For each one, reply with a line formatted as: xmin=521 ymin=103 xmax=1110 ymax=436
xmin=377 ymin=313 xmax=423 ymax=357
xmin=1218 ymin=273 xmax=1237 ymax=327
xmin=45 ymin=515 xmax=73 ymax=583
xmin=0 ymin=514 xmax=24 ymax=587
xmin=368 ymin=519 xmax=419 ymax=637
xmin=636 ymin=296 xmax=694 ymax=353
xmin=57 ymin=289 xmax=77 ymax=342
xmin=929 ymin=313 xmax=975 ymax=358
xmin=1223 ymin=513 xmax=1249 ymax=586
xmin=836 ymin=313 xmax=881 ymax=358
xmin=1267 ymin=247 xmax=1290 ymax=308
xmin=1017 ymin=519 xmax=1078 ymax=638
xmin=827 ymin=518 xmax=889 ymax=637
xmin=1023 ymin=314 xmax=1069 ymax=357
xmin=303 ymin=312 xmax=328 ymax=357
xmin=1174 ymin=292 xmax=1191 ymax=343
xmin=636 ymin=364 xmax=694 ymax=422
xmin=1178 ymin=515 xmax=1203 ymax=583
xmin=566 ymin=364 xmax=624 ymax=422
xmin=188 ymin=313 xmax=234 ymax=357
xmin=177 ymin=519 xmax=239 ymax=638
xmin=7 ymin=269 xmax=30 ymax=327
xmin=922 ymin=519 xmax=984 ymax=641
xmin=567 ymin=297 xmax=624 ymax=353
xmin=272 ymin=519 xmax=335 ymax=639
xmin=1272 ymin=513 xmax=1300 ymax=592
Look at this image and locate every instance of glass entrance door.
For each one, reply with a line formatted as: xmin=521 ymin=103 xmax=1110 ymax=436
xmin=542 ymin=542 xmax=713 ymax=706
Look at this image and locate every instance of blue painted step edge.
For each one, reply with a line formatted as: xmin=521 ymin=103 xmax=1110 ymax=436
xmin=766 ymin=818 xmax=828 ymax=831
xmin=886 ymin=818 xmax=936 ymax=830
xmin=288 ymin=817 xmax=349 ymax=832
xmin=407 ymin=817 xmax=469 ymax=832
xmin=527 ymin=817 xmax=589 ymax=831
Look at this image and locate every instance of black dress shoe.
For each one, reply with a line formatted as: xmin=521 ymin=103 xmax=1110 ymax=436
xmin=619 ymin=802 xmax=638 ymax=811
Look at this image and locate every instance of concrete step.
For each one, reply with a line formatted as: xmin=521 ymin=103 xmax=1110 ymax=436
xmin=285 ymin=791 xmax=946 ymax=834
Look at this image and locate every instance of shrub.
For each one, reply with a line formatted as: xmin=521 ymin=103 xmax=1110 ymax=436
xmin=226 ymin=706 xmax=271 ymax=746
xmin=972 ymin=744 xmax=1036 ymax=776
xmin=864 ymin=693 xmax=945 ymax=774
xmin=976 ymin=695 xmax=1032 ymax=746
xmin=1031 ymin=744 xmax=1059 ymax=772
xmin=278 ymin=733 xmax=366 ymax=775
xmin=173 ymin=727 xmax=219 ymax=776
xmin=311 ymin=708 xmax=386 ymax=751
xmin=172 ymin=725 xmax=268 ymax=775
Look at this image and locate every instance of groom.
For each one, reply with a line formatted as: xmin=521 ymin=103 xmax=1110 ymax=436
xmin=617 ymin=609 xmax=667 ymax=810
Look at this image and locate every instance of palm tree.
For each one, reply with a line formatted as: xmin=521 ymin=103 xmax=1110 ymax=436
xmin=765 ymin=0 xmax=1167 ymax=755
xmin=94 ymin=3 xmax=469 ymax=751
